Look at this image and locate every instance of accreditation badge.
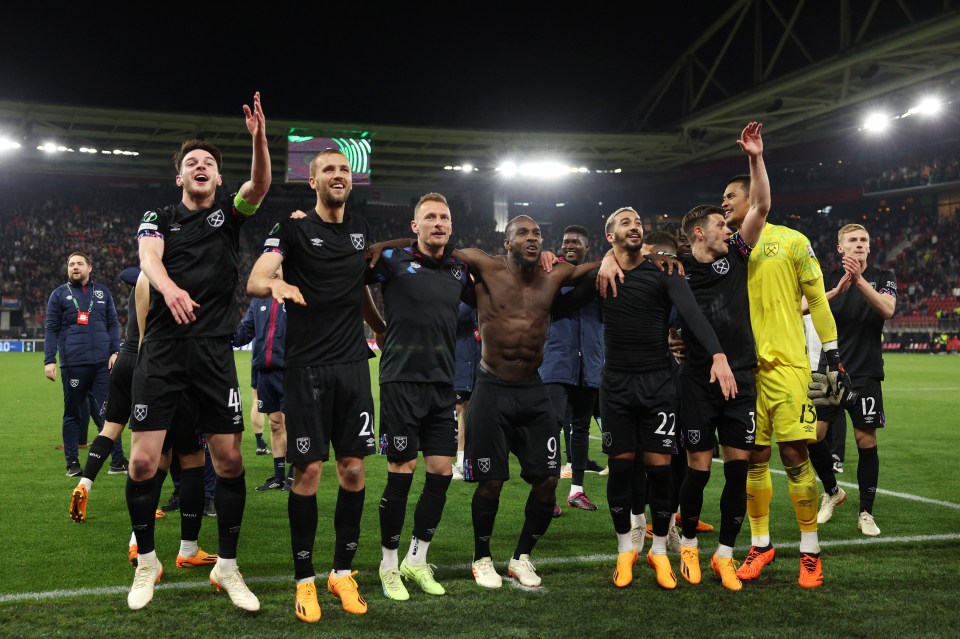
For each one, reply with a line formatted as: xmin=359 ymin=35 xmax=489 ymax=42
xmin=77 ymin=311 xmax=90 ymax=325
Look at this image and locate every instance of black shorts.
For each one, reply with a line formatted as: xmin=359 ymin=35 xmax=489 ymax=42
xmin=600 ymin=368 xmax=677 ymax=456
xmin=103 ymin=350 xmax=137 ymax=424
xmin=161 ymin=398 xmax=203 ymax=456
xmin=463 ymin=367 xmax=560 ymax=481
xmin=284 ymin=361 xmax=376 ymax=463
xmin=256 ymin=368 xmax=284 ymax=414
xmin=455 ymin=391 xmax=473 ymax=404
xmin=816 ymin=377 xmax=885 ymax=430
xmin=130 ymin=337 xmax=243 ymax=435
xmin=379 ymin=382 xmax=457 ymax=462
xmin=679 ymin=369 xmax=757 ymax=452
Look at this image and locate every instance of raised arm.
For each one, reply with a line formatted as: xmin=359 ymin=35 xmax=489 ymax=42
xmin=139 ymin=236 xmax=199 ymax=325
xmin=736 ymin=122 xmax=770 ymax=247
xmin=452 ymin=247 xmax=503 ymax=274
xmin=237 ymin=92 xmax=271 ymax=208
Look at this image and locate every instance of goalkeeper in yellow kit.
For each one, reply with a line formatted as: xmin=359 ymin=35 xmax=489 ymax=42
xmin=720 ymin=176 xmax=852 ymax=589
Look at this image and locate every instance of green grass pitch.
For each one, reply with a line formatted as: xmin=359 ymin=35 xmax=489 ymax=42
xmin=0 ymin=353 xmax=957 ymax=638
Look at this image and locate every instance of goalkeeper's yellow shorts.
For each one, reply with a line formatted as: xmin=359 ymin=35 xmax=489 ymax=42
xmin=754 ymin=364 xmax=817 ymax=446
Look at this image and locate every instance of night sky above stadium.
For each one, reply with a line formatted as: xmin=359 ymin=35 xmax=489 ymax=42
xmin=3 ymin=6 xmax=731 ymax=133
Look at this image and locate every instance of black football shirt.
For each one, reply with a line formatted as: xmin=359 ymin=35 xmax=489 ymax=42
xmin=824 ymin=265 xmax=896 ymax=379
xmin=137 ymin=196 xmax=246 ymax=340
xmin=263 ymin=211 xmax=371 ymax=368
xmin=366 ymin=245 xmax=470 ymax=384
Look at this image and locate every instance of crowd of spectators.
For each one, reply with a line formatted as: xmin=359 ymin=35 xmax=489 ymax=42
xmin=2 ymin=177 xmax=958 ymax=345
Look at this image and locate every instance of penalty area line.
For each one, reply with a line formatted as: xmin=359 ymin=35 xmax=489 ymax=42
xmin=3 ymin=532 xmax=959 ymax=604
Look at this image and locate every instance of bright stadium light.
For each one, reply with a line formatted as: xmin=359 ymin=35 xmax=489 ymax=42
xmin=461 ymin=163 xmax=474 ymax=173
xmin=497 ymin=161 xmax=518 ymax=178
xmin=0 ymin=138 xmax=21 ymax=151
xmin=518 ymin=162 xmax=567 ymax=179
xmin=907 ymin=97 xmax=943 ymax=117
xmin=39 ymin=142 xmax=58 ymax=153
xmin=863 ymin=113 xmax=890 ymax=132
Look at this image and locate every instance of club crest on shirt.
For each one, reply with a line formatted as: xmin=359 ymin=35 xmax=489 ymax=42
xmin=70 ymin=379 xmax=79 ymax=388
xmin=350 ymin=233 xmax=365 ymax=250
xmin=451 ymin=265 xmax=463 ymax=280
xmin=711 ymin=258 xmax=730 ymax=275
xmin=207 ymin=210 xmax=224 ymax=228
xmin=94 ymin=289 xmax=104 ymax=299
xmin=763 ymin=242 xmax=780 ymax=257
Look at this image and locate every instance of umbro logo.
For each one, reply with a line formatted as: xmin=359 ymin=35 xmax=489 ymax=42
xmin=297 ymin=551 xmax=310 ymax=559
xmin=410 ymin=261 xmax=422 ymax=269
xmin=310 ymin=238 xmax=323 ymax=247
xmin=170 ymin=223 xmax=181 ymax=232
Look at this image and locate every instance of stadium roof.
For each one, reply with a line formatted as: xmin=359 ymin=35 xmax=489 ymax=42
xmin=2 ymin=1 xmax=958 ymax=187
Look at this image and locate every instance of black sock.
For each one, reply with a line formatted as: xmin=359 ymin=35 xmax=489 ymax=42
xmin=471 ymin=492 xmax=499 ymax=559
xmin=273 ymin=456 xmax=285 ymax=481
xmin=630 ymin=456 xmax=647 ymax=516
xmin=333 ymin=487 xmax=364 ymax=571
xmin=808 ymin=439 xmax=839 ymax=495
xmin=858 ymin=446 xmax=879 ymax=514
xmin=606 ymin=457 xmax=634 ymax=534
xmin=379 ymin=472 xmax=413 ymax=549
xmin=670 ymin=453 xmax=687 ymax=513
xmin=256 ymin=433 xmax=266 ymax=448
xmin=127 ymin=475 xmax=159 ymax=554
xmin=679 ymin=467 xmax=711 ymax=539
xmin=646 ymin=464 xmax=672 ymax=536
xmin=412 ymin=472 xmax=451 ymax=542
xmin=179 ymin=467 xmax=205 ymax=543
xmin=719 ymin=460 xmax=748 ymax=548
xmin=214 ymin=472 xmax=245 ymax=559
xmin=514 ymin=492 xmax=555 ymax=558
xmin=81 ymin=435 xmax=113 ymax=481
xmin=288 ymin=491 xmax=318 ymax=580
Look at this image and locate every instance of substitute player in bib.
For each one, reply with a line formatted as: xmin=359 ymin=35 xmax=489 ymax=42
xmin=126 ymin=92 xmax=270 ymax=612
xmin=367 ymin=192 xmax=470 ymax=600
xmin=247 ymin=148 xmax=385 ymax=623
xmin=809 ymin=224 xmax=896 ymax=536
xmin=674 ymin=121 xmax=771 ymax=592
xmin=721 ymin=167 xmax=852 ymax=588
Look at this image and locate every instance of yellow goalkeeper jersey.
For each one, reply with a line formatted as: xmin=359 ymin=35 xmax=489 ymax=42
xmin=748 ymin=223 xmax=823 ymax=369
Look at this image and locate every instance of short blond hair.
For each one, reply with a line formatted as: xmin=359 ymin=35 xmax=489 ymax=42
xmin=414 ymin=192 xmax=449 ymax=220
xmin=838 ymin=223 xmax=868 ymax=243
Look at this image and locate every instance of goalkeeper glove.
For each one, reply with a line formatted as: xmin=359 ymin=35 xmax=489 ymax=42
xmin=808 ymin=371 xmax=858 ymax=408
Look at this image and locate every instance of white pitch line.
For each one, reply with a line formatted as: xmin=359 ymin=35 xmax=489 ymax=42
xmin=883 ymin=387 xmax=958 ymax=392
xmin=761 ymin=464 xmax=960 ymax=510
xmin=3 ymin=532 xmax=959 ymax=604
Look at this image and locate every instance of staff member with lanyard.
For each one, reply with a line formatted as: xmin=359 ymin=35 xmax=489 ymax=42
xmin=44 ymin=251 xmax=125 ymax=476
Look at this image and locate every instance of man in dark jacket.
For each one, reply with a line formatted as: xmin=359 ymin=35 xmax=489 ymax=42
xmin=233 ymin=270 xmax=289 ymax=491
xmin=541 ymin=225 xmax=604 ymax=511
xmin=44 ymin=251 xmax=125 ymax=476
